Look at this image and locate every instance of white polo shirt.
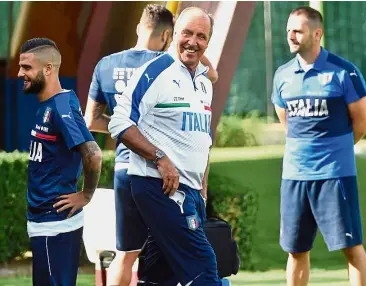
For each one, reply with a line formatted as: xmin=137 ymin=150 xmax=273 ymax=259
xmin=108 ymin=48 xmax=213 ymax=190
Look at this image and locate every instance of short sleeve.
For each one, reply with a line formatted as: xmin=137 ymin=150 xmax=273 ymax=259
xmin=88 ymin=60 xmax=106 ymax=104
xmin=54 ymin=94 xmax=94 ymax=150
xmin=343 ymin=65 xmax=366 ymax=104
xmin=271 ymin=71 xmax=287 ymax=108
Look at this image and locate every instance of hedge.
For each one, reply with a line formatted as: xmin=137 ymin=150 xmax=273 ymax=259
xmin=0 ymin=151 xmax=258 ymax=270
xmin=0 ymin=152 xmax=29 ymax=264
xmin=207 ymin=170 xmax=258 ymax=270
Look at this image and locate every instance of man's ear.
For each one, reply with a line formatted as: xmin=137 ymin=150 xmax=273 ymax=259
xmin=162 ymin=29 xmax=170 ymax=43
xmin=44 ymin=63 xmax=53 ymax=76
xmin=136 ymin=23 xmax=140 ymax=37
xmin=314 ymin=27 xmax=323 ymax=42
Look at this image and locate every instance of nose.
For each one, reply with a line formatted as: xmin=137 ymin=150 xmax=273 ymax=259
xmin=288 ymin=31 xmax=296 ymax=41
xmin=17 ymin=69 xmax=24 ymax=78
xmin=187 ymin=35 xmax=198 ymax=47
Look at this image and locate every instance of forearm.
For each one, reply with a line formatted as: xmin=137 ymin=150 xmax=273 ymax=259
xmin=87 ymin=114 xmax=111 ymax=134
xmin=281 ymin=122 xmax=288 ymax=135
xmin=202 ymin=156 xmax=210 ymax=189
xmin=200 ymin=55 xmax=218 ymax=83
xmin=274 ymin=105 xmax=288 ymax=135
xmin=79 ymin=142 xmax=102 ymax=200
xmin=277 ymin=113 xmax=288 ymax=134
xmin=120 ymin=125 xmax=158 ymax=161
xmin=200 ymin=155 xmax=210 ymax=200
xmin=84 ymin=99 xmax=110 ymax=133
xmin=353 ymin=123 xmax=366 ymax=144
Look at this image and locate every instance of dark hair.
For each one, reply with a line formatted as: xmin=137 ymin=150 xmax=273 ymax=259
xmin=140 ymin=4 xmax=174 ymax=34
xmin=290 ymin=6 xmax=323 ymax=26
xmin=20 ymin=38 xmax=59 ymax=54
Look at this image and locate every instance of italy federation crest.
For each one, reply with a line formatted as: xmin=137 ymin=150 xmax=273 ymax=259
xmin=318 ymin=72 xmax=333 ymax=86
xmin=43 ymin=107 xmax=52 ymax=123
xmin=187 ymin=215 xmax=199 ymax=231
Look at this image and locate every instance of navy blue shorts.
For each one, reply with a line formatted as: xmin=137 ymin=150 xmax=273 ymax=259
xmin=114 ymin=167 xmax=147 ymax=251
xmin=280 ymin=176 xmax=363 ymax=253
xmin=131 ymin=176 xmax=221 ymax=286
xmin=31 ymin=227 xmax=82 ymax=286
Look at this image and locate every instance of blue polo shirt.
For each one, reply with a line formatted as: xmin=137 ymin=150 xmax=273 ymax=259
xmin=272 ymin=48 xmax=366 ymax=180
xmin=88 ymin=49 xmax=163 ymax=163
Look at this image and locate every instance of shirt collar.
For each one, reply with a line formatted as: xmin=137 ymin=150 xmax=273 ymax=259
xmin=291 ymin=47 xmax=328 ymax=73
xmin=167 ymin=45 xmax=208 ymax=75
xmin=129 ymin=47 xmax=150 ymax=52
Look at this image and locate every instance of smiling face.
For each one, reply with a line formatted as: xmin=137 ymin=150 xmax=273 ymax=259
xmin=18 ymin=53 xmax=46 ymax=94
xmin=174 ymin=9 xmax=211 ymax=71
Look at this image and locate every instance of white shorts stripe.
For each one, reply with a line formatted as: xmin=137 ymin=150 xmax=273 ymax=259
xmin=45 ymin=236 xmax=52 ymax=277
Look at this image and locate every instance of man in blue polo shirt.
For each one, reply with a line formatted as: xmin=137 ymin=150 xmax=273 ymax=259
xmin=272 ymin=6 xmax=366 ymax=286
xmin=19 ymin=38 xmax=102 ymax=285
xmin=85 ymin=5 xmax=175 ymax=285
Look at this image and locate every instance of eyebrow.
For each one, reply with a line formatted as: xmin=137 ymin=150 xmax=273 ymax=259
xmin=19 ymin=64 xmax=32 ymax=68
xmin=287 ymin=28 xmax=303 ymax=32
xmin=197 ymin=32 xmax=207 ymax=39
xmin=182 ymin=28 xmax=193 ymax=34
xmin=182 ymin=28 xmax=208 ymax=39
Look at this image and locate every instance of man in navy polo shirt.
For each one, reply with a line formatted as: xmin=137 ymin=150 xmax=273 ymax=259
xmin=19 ymin=38 xmax=102 ymax=286
xmin=272 ymin=6 xmax=366 ymax=286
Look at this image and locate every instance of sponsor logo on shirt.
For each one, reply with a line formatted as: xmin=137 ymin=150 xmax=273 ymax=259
xmin=145 ymin=73 xmax=153 ymax=83
xmin=174 ymin=96 xmax=185 ymax=102
xmin=113 ymin=67 xmax=137 ymax=93
xmin=173 ymin=79 xmax=180 ymax=88
xmin=35 ymin=124 xmax=49 ymax=132
xmin=350 ymin=70 xmax=358 ymax=77
xmin=61 ymin=112 xmax=72 ymax=119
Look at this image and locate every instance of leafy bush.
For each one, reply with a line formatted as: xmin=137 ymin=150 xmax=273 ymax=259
xmin=0 ymin=152 xmax=29 ymax=264
xmin=207 ymin=170 xmax=258 ymax=270
xmin=214 ymin=115 xmax=257 ymax=147
xmin=214 ymin=113 xmax=285 ymax=147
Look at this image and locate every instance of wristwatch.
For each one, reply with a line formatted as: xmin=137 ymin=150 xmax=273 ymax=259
xmin=153 ymin=149 xmax=166 ymax=165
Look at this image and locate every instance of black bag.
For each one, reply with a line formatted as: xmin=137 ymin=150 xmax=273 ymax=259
xmin=203 ymin=217 xmax=240 ymax=278
xmin=137 ymin=217 xmax=240 ymax=282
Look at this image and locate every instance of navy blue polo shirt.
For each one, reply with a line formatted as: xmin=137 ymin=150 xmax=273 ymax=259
xmin=27 ymin=90 xmax=94 ymax=222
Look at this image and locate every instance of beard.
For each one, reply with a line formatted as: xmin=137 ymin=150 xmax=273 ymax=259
xmin=289 ymin=37 xmax=314 ymax=54
xmin=23 ymin=71 xmax=45 ymax=94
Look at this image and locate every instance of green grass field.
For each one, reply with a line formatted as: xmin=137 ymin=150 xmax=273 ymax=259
xmin=1 ymin=145 xmax=365 ymax=285
xmin=0 ymin=269 xmax=352 ymax=286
